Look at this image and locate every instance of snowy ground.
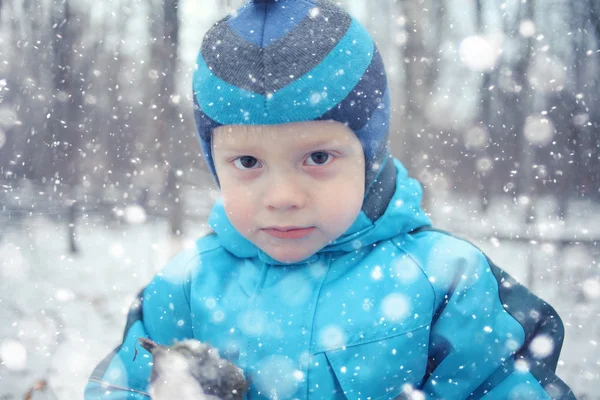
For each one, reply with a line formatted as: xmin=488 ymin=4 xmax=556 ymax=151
xmin=0 ymin=191 xmax=598 ymax=399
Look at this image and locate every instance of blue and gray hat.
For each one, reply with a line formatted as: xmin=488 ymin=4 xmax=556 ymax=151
xmin=193 ymin=0 xmax=395 ymax=221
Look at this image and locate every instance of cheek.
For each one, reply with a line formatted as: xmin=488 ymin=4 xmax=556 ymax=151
xmin=221 ymin=186 xmax=255 ymax=231
xmin=318 ymin=178 xmax=364 ymax=227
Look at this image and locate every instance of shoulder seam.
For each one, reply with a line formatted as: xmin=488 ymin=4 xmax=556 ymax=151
xmin=408 ymin=228 xmax=573 ymax=399
xmin=409 ymin=227 xmax=485 ymax=257
xmin=180 ymin=252 xmax=200 ymax=308
xmin=409 ymin=228 xmax=529 ymax=346
xmin=181 ymin=235 xmax=225 ymax=306
xmin=390 ymin=238 xmax=437 ymax=320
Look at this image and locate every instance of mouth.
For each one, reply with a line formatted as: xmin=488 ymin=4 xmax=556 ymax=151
xmin=261 ymin=226 xmax=316 ymax=239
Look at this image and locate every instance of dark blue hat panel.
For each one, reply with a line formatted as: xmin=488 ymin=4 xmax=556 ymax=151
xmin=317 ymin=46 xmax=387 ymax=132
xmin=193 ymin=95 xmax=221 ymax=178
xmin=203 ymin=3 xmax=352 ymax=94
xmin=227 ymin=0 xmax=316 ymax=47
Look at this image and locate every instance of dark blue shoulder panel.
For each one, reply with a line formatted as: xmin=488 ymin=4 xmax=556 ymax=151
xmin=409 ymin=226 xmax=576 ymax=400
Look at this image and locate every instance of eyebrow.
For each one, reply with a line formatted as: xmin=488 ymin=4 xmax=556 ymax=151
xmin=299 ymin=138 xmax=341 ymax=149
xmin=213 ymin=144 xmax=261 ymax=155
xmin=215 ymin=137 xmax=344 ymax=153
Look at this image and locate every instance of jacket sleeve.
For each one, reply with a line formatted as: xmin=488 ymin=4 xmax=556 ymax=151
xmin=409 ymin=232 xmax=575 ymax=400
xmin=84 ymin=248 xmax=198 ymax=399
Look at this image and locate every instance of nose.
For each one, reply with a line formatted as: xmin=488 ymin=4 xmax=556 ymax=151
xmin=263 ymin=173 xmax=307 ymax=211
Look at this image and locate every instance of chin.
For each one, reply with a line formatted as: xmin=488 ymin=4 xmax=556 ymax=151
xmin=264 ymin=246 xmax=315 ymax=264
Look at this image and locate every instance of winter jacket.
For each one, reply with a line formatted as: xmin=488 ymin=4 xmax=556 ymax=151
xmin=85 ymin=159 xmax=575 ymax=399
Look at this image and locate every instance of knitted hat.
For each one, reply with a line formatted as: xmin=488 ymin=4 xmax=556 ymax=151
xmin=193 ymin=0 xmax=394 ymax=220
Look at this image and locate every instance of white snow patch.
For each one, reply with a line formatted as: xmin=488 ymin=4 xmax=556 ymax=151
xmin=319 ymin=325 xmax=347 ymax=349
xmin=519 ymin=20 xmax=536 ymax=37
xmin=0 ymin=243 xmax=30 ymax=281
xmin=124 ymin=204 xmax=147 ymax=224
xmin=582 ymin=278 xmax=600 ymax=300
xmin=380 ymin=293 xmax=411 ymax=322
xmin=524 ymin=116 xmax=554 ymax=146
xmin=0 ymin=106 xmax=18 ymax=129
xmin=463 ymin=125 xmax=489 ymax=150
xmin=527 ymin=55 xmax=567 ymax=93
xmin=476 ymin=157 xmax=493 ymax=173
xmin=371 ymin=265 xmax=383 ymax=280
xmin=109 ymin=242 xmax=126 ymax=258
xmin=529 ymin=335 xmax=554 ymax=359
xmin=459 ymin=35 xmax=502 ymax=71
xmin=55 ymin=288 xmax=77 ymax=302
xmin=237 ymin=309 xmax=267 ymax=337
xmin=254 ymin=355 xmax=300 ymax=398
xmin=392 ymin=257 xmax=420 ymax=284
xmin=515 ymin=359 xmax=530 ymax=373
xmin=0 ymin=339 xmax=27 ymax=370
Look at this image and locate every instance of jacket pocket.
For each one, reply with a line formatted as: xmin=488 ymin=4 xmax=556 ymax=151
xmin=323 ymin=324 xmax=430 ymax=400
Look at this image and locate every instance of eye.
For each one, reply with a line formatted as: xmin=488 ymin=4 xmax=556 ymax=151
xmin=233 ymin=156 xmax=261 ymax=170
xmin=305 ymin=151 xmax=333 ymax=166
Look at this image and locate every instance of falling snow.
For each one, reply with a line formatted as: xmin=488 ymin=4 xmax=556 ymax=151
xmin=0 ymin=339 xmax=27 ymax=371
xmin=459 ymin=35 xmax=501 ymax=71
xmin=529 ymin=335 xmax=555 ymax=359
xmin=380 ymin=293 xmax=411 ymax=322
xmin=524 ymin=116 xmax=555 ymax=146
xmin=1 ymin=0 xmax=599 ymax=398
xmin=319 ymin=325 xmax=347 ymax=350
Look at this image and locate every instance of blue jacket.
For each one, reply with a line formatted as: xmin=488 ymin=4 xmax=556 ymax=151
xmin=85 ymin=159 xmax=574 ymax=399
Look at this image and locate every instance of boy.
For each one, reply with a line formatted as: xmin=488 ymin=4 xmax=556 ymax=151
xmin=85 ymin=0 xmax=575 ymax=398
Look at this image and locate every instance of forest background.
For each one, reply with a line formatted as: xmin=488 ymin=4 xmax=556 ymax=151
xmin=0 ymin=0 xmax=599 ymax=398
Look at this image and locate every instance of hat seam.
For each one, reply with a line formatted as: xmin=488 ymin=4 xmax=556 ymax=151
xmin=260 ymin=1 xmax=269 ymax=117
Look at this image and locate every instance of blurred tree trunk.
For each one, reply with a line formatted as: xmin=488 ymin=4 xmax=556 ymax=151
xmin=590 ymin=0 xmax=600 ymax=40
xmin=105 ymin=43 xmax=129 ymax=178
xmin=513 ymin=0 xmax=536 ymax=289
xmin=573 ymin=1 xmax=596 ymax=200
xmin=161 ymin=0 xmax=184 ymax=239
xmin=90 ymin=2 xmax=130 ymax=192
xmin=24 ymin=1 xmax=54 ymax=181
xmin=401 ymin=1 xmax=427 ymax=168
xmin=474 ymin=0 xmax=492 ymax=211
xmin=51 ymin=0 xmax=79 ymax=185
xmin=398 ymin=0 xmax=444 ymax=212
xmin=400 ymin=0 xmax=431 ymax=210
xmin=51 ymin=0 xmax=82 ymax=253
xmin=8 ymin=0 xmax=50 ymax=181
xmin=515 ymin=0 xmax=535 ymax=209
xmin=146 ymin=0 xmax=165 ymax=169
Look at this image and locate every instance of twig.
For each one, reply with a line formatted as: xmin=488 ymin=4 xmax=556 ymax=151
xmin=23 ymin=379 xmax=47 ymax=400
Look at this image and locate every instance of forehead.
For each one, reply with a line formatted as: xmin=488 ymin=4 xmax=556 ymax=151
xmin=212 ymin=120 xmax=357 ymax=147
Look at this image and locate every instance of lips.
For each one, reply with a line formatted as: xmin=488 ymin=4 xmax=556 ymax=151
xmin=262 ymin=227 xmax=315 ymax=239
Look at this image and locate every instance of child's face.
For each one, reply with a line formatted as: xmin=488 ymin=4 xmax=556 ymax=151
xmin=212 ymin=121 xmax=365 ymax=264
